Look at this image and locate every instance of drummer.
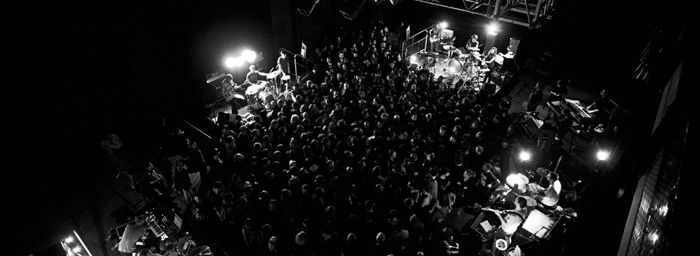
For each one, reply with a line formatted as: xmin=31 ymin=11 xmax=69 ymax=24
xmin=466 ymin=34 xmax=480 ymax=52
xmin=532 ymin=172 xmax=561 ymax=208
xmin=244 ymin=64 xmax=269 ymax=87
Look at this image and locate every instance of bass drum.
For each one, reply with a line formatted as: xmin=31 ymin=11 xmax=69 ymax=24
xmin=433 ymin=59 xmax=463 ymax=80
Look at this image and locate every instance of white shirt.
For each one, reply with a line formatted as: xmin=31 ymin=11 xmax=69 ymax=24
xmin=540 ymin=180 xmax=561 ymax=207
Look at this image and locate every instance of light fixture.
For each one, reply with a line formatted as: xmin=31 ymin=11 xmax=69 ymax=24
xmin=409 ymin=55 xmax=417 ymax=64
xmin=242 ymin=49 xmax=257 ymax=63
xmin=596 ymin=150 xmax=610 ymax=161
xmin=518 ymin=150 xmax=532 ymax=162
xmin=224 ymin=57 xmax=244 ymax=69
xmin=72 ymin=247 xmax=82 ymax=253
xmin=486 ymin=22 xmax=500 ymax=36
xmin=64 ymin=236 xmax=74 ymax=243
xmin=438 ymin=21 xmax=448 ymax=29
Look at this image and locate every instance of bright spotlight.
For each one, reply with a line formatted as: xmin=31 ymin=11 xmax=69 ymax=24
xmin=596 ymin=150 xmax=611 ymax=161
xmin=486 ymin=22 xmax=500 ymax=35
xmin=224 ymin=57 xmax=244 ymax=69
xmin=438 ymin=21 xmax=448 ymax=29
xmin=409 ymin=55 xmax=417 ymax=63
xmin=518 ymin=150 xmax=532 ymax=162
xmin=64 ymin=236 xmax=74 ymax=243
xmin=72 ymin=247 xmax=82 ymax=253
xmin=242 ymin=49 xmax=257 ymax=63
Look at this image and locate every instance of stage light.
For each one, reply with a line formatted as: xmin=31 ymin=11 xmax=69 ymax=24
xmin=596 ymin=150 xmax=610 ymax=161
xmin=649 ymin=231 xmax=659 ymax=244
xmin=64 ymin=236 xmax=74 ymax=243
xmin=409 ymin=55 xmax=417 ymax=63
xmin=438 ymin=21 xmax=448 ymax=29
xmin=486 ymin=22 xmax=500 ymax=36
xmin=658 ymin=205 xmax=668 ymax=217
xmin=518 ymin=150 xmax=532 ymax=162
xmin=224 ymin=57 xmax=244 ymax=69
xmin=242 ymin=49 xmax=257 ymax=63
xmin=72 ymin=247 xmax=82 ymax=253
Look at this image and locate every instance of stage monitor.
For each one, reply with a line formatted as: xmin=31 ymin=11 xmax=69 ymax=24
xmin=521 ymin=209 xmax=554 ymax=238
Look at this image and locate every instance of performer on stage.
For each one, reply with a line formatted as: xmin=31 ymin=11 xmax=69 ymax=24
xmin=481 ymin=47 xmax=499 ymax=84
xmin=276 ymin=49 xmax=291 ymax=76
xmin=244 ymin=64 xmax=268 ymax=86
xmin=532 ymin=172 xmax=562 ymax=208
xmin=466 ymin=34 xmax=480 ymax=52
xmin=464 ymin=52 xmax=481 ymax=82
xmin=548 ymin=79 xmax=568 ymax=102
xmin=429 ymin=25 xmax=441 ymax=53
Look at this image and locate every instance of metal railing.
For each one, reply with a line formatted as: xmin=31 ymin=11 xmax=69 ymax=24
xmin=401 ymin=26 xmax=431 ymax=59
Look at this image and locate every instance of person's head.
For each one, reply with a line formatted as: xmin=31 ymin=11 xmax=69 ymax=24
xmin=600 ymin=89 xmax=608 ymax=98
xmin=376 ymin=232 xmax=386 ymax=243
xmin=279 ymin=49 xmax=287 ymax=58
xmin=556 ymin=79 xmax=566 ymax=87
xmin=249 ymin=64 xmax=257 ymax=72
xmin=489 ymin=47 xmax=498 ymax=55
xmin=471 ymin=34 xmax=478 ymax=40
xmin=268 ymin=236 xmax=278 ymax=251
xmin=475 ymin=145 xmax=485 ymax=155
xmin=347 ymin=233 xmax=357 ymax=243
xmin=295 ymin=231 xmax=307 ymax=245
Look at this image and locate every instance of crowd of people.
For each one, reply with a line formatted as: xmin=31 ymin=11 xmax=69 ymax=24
xmin=104 ymin=21 xmax=577 ymax=256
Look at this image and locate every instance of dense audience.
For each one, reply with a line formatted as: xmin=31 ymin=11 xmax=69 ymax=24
xmin=106 ymin=21 xmax=541 ymax=256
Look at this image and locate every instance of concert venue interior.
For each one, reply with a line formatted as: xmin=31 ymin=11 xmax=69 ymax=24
xmin=14 ymin=1 xmax=694 ymax=256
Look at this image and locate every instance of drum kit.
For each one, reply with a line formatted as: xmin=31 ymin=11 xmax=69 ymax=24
xmin=426 ymin=45 xmax=491 ymax=84
xmin=244 ymin=82 xmax=274 ymax=109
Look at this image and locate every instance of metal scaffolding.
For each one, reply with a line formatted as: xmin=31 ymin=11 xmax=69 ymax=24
xmin=414 ymin=0 xmax=556 ymax=28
